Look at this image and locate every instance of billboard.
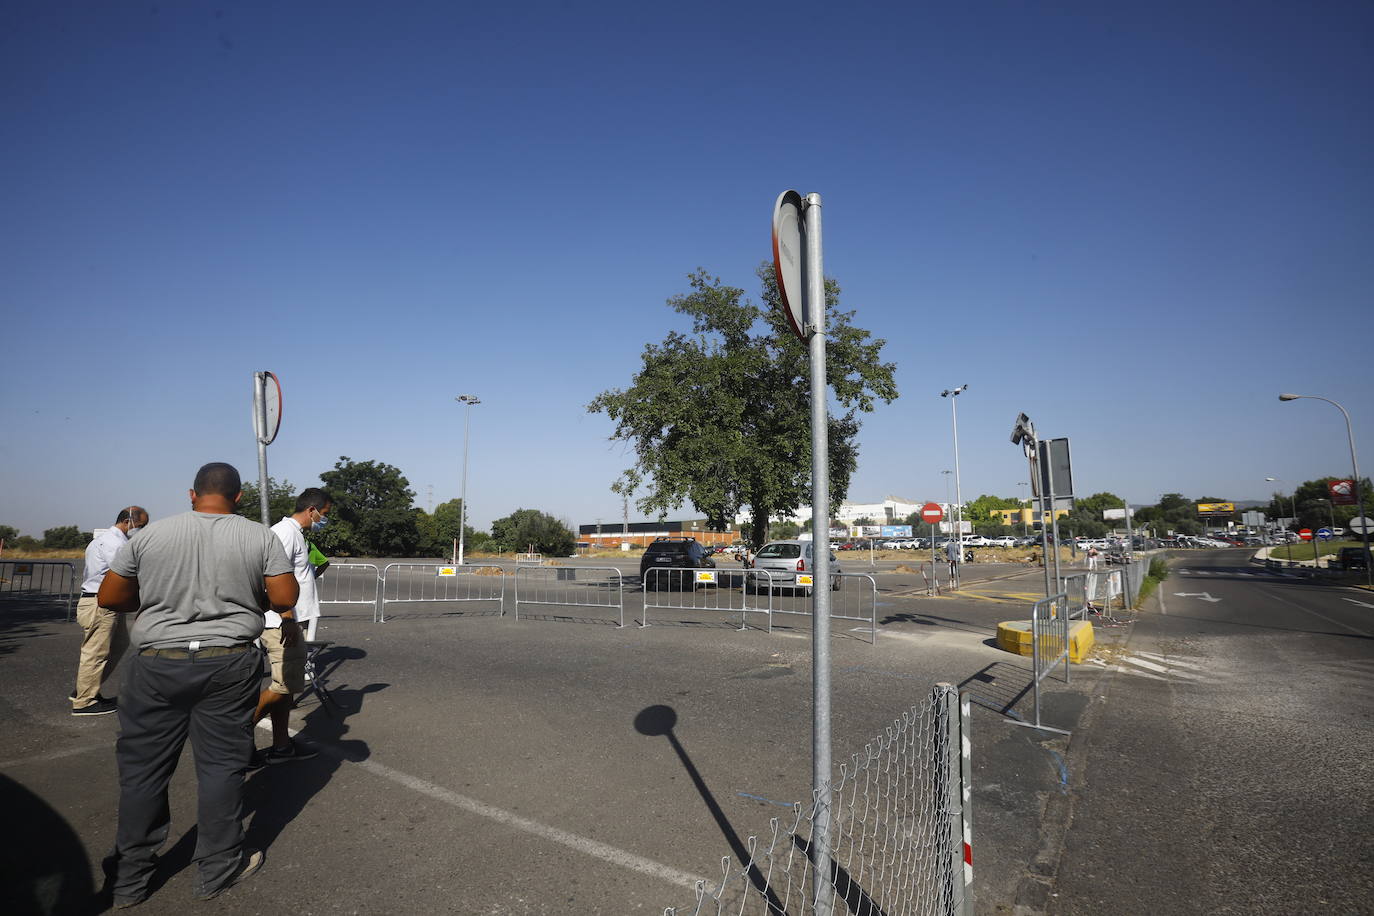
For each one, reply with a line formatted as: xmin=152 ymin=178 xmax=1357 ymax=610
xmin=1329 ymin=479 xmax=1357 ymax=506
xmin=1102 ymin=508 xmax=1128 ymax=521
xmin=1196 ymin=502 xmax=1235 ymax=516
xmin=880 ymin=525 xmax=913 ymax=537
xmin=1035 ymin=437 xmax=1075 ymax=510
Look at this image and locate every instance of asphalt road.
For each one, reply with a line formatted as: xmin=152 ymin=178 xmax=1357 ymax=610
xmin=1 ymin=555 xmax=1068 ymax=915
xmin=1042 ymin=550 xmax=1374 ymax=915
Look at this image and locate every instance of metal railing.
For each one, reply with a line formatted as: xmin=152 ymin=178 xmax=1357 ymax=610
xmin=664 ymin=684 xmax=973 ymax=916
xmin=378 ymin=563 xmax=506 ymax=622
xmin=513 ymin=565 xmax=624 ymax=627
xmin=640 ymin=567 xmax=776 ymax=631
xmin=515 ymin=553 xmax=544 ymax=566
xmin=763 ymin=572 xmax=880 ymax=644
xmin=315 ymin=563 xmax=382 ymax=621
xmin=1008 ymin=593 xmax=1071 ymax=735
xmin=0 ymin=560 xmax=79 ymax=620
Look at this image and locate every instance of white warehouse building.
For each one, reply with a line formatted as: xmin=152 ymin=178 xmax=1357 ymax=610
xmin=733 ymin=496 xmax=944 ymax=528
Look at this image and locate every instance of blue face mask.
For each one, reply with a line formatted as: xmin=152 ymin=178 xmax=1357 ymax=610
xmin=311 ymin=510 xmax=329 ymax=532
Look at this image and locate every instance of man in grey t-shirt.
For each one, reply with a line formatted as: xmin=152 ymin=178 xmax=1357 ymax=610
xmin=98 ymin=462 xmax=297 ymax=907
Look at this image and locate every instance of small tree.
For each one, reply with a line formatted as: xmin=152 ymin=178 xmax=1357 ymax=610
xmin=43 ymin=526 xmax=90 ymax=549
xmin=236 ymin=476 xmax=298 ymax=525
xmin=490 ymin=509 xmax=576 ymax=556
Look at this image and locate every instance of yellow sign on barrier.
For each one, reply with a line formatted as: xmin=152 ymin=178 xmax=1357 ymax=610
xmin=695 ymin=571 xmax=716 ymax=583
xmin=436 ymin=566 xmax=457 ymax=577
xmin=796 ymin=574 xmax=814 ymax=587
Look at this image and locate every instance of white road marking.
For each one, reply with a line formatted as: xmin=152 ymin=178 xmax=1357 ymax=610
xmin=1134 ymin=651 xmax=1208 ymax=670
xmin=1342 ymin=598 xmax=1374 ymax=610
xmin=259 ymin=722 xmax=705 ymax=890
xmin=1173 ymin=592 xmax=1221 ymax=603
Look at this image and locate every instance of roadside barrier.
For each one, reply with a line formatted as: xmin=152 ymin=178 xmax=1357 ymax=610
xmin=1007 ymin=593 xmax=1071 ymax=735
xmin=513 ymin=565 xmax=624 ymax=627
xmin=0 ymin=560 xmax=78 ymax=620
xmin=640 ymin=567 xmax=776 ymax=631
xmin=515 ymin=553 xmax=544 ymax=566
xmin=379 ymin=563 xmax=506 ymax=622
xmin=315 ymin=563 xmax=382 ymax=621
xmin=763 ymin=571 xmax=880 ymax=644
xmin=664 ymin=683 xmax=973 ymax=916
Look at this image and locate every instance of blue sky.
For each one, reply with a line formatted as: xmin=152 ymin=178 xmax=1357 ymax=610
xmin=3 ymin=0 xmax=1371 ymax=536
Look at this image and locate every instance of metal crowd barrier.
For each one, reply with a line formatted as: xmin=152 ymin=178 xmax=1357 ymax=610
xmin=0 ymin=560 xmax=79 ymax=620
xmin=764 ymin=571 xmax=880 ymax=644
xmin=379 ymin=563 xmax=506 ymax=623
xmin=315 ymin=562 xmax=382 ymax=621
xmin=515 ymin=553 xmax=544 ymax=566
xmin=1008 ymin=593 xmax=1071 ymax=735
xmin=664 ymin=684 xmax=973 ymax=916
xmin=640 ymin=567 xmax=777 ymax=632
xmin=513 ymin=565 xmax=624 ymax=627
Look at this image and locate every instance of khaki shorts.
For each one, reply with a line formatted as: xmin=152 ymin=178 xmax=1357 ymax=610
xmin=260 ymin=626 xmax=306 ymax=695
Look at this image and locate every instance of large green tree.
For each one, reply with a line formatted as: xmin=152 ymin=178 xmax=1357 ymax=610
xmin=235 ymin=476 xmax=298 ymax=525
xmin=415 ymin=499 xmax=484 ymax=557
xmin=588 ymin=265 xmax=897 ymax=551
xmin=489 ymin=508 xmax=575 ymax=556
xmin=315 ymin=457 xmax=420 ymax=557
xmin=43 ymin=525 xmax=91 ymax=549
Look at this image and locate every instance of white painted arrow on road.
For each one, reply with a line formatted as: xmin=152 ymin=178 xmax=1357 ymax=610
xmin=1173 ymin=592 xmax=1221 ymax=603
xmin=1342 ymin=597 xmax=1374 ymax=609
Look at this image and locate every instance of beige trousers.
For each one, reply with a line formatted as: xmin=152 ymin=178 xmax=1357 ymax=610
xmin=73 ymin=595 xmax=130 ymax=707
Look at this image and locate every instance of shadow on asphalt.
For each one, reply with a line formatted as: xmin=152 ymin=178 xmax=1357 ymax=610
xmin=634 ymin=704 xmax=788 ymax=915
xmin=958 ymin=662 xmax=1034 ymax=718
xmin=877 ymin=611 xmax=998 ymax=636
xmin=0 ymin=772 xmax=97 ymax=915
xmin=245 ymin=641 xmax=386 ymax=857
xmin=0 ymin=600 xmax=70 ymax=658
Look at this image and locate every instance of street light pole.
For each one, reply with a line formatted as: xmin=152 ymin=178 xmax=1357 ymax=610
xmin=455 ymin=394 xmax=480 ymax=566
xmin=1018 ymin=481 xmax=1030 ymax=537
xmin=1265 ymin=477 xmax=1297 ymax=533
xmin=941 ymin=385 xmax=968 ymax=587
xmin=1279 ymin=394 xmax=1372 ymax=588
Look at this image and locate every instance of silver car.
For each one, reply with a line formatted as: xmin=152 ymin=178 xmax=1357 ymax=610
xmin=748 ymin=539 xmax=842 ymax=593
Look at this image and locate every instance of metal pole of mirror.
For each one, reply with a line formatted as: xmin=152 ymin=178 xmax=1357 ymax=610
xmin=253 ymin=372 xmax=270 ymax=524
xmin=803 ymin=192 xmax=834 ymax=916
xmin=1044 ymin=446 xmax=1063 ymax=595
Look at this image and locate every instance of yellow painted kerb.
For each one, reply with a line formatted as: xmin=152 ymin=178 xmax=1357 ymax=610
xmin=997 ymin=619 xmax=1095 ymax=663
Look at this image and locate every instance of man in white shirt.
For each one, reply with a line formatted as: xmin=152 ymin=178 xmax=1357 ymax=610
xmin=254 ymin=488 xmax=332 ymax=764
xmin=71 ymin=506 xmax=147 ymax=716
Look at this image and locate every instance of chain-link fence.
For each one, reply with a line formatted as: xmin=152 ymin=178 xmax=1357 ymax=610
xmin=664 ymin=684 xmax=973 ymax=916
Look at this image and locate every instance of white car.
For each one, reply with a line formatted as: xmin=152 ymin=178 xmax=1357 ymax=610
xmin=989 ymin=536 xmax=1016 ymax=547
xmin=961 ymin=535 xmax=992 ymax=547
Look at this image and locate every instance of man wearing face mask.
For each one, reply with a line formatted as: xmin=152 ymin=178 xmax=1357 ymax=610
xmin=70 ymin=506 xmax=148 ymax=716
xmin=254 ymin=487 xmax=332 ymax=764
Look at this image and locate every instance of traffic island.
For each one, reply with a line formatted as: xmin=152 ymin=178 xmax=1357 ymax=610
xmin=997 ymin=618 xmax=1095 ymax=663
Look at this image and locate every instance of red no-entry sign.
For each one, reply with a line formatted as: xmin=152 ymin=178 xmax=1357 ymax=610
xmin=1298 ymin=528 xmax=1313 ymax=541
xmin=921 ymin=502 xmax=944 ymax=524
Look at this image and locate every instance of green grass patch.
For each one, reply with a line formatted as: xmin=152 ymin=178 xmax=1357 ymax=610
xmin=1270 ymin=540 xmax=1363 ymax=560
xmin=1134 ymin=556 xmax=1170 ymax=608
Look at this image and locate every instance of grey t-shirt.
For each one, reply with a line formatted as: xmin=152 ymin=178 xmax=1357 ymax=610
xmin=109 ymin=510 xmax=292 ymax=650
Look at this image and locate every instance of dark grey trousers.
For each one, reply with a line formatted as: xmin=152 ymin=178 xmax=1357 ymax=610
xmin=111 ymin=647 xmax=262 ymax=900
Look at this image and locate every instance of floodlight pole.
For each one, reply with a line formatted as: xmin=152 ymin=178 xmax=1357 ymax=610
xmin=1279 ymin=394 xmax=1371 ymax=588
xmin=455 ymin=395 xmax=480 ymax=566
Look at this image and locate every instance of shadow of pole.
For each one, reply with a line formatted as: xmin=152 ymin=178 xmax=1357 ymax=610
xmin=633 ymin=705 xmax=786 ymax=915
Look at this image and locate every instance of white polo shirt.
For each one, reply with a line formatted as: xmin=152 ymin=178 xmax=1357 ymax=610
xmin=268 ymin=516 xmax=321 ymax=628
xmin=82 ymin=525 xmax=129 ymax=593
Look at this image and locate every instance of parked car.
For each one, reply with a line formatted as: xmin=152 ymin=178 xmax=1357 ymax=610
xmin=989 ymin=536 xmax=1016 ymax=548
xmin=639 ymin=537 xmax=715 ymax=589
xmin=746 ymin=539 xmax=842 ymax=594
xmin=1335 ymin=547 xmax=1371 ymax=571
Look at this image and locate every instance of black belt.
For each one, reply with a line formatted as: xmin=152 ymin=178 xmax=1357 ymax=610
xmin=139 ymin=644 xmax=253 ymax=660
xmin=81 ymin=591 xmax=98 ymax=598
